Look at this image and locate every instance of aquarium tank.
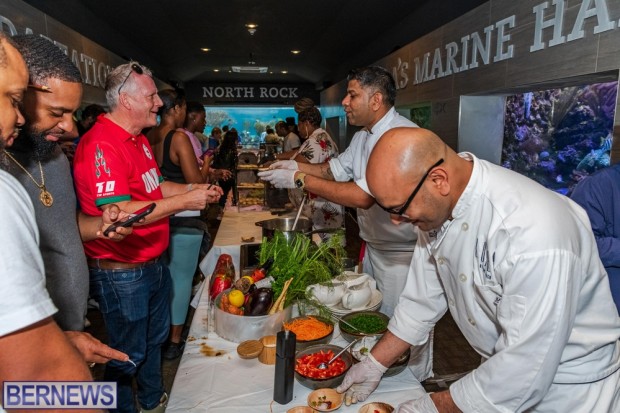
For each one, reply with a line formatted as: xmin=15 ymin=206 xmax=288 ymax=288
xmin=203 ymin=106 xmax=299 ymax=148
xmin=501 ymin=81 xmax=617 ymax=196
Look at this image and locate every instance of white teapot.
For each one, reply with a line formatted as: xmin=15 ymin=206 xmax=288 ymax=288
xmin=341 ymin=280 xmax=373 ymax=310
xmin=335 ymin=272 xmax=377 ymax=291
xmin=306 ymin=281 xmax=346 ymax=306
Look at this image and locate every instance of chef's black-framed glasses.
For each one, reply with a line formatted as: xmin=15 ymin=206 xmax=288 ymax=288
xmin=376 ymin=158 xmax=444 ymax=215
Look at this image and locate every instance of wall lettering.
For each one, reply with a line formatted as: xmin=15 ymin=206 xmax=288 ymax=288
xmin=403 ymin=0 xmax=620 ymax=86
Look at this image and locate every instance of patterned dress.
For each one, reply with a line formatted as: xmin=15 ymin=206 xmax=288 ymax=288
xmin=289 ymin=128 xmax=344 ymax=242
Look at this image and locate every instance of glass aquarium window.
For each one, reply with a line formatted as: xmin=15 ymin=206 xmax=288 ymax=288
xmin=203 ymin=106 xmax=299 ymax=148
xmin=501 ymin=81 xmax=617 ymax=195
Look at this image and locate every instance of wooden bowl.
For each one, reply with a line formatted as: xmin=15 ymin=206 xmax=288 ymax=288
xmin=307 ymin=388 xmax=343 ymax=412
xmin=358 ymin=402 xmax=394 ymax=413
xmin=287 ymin=407 xmax=318 ymax=413
xmin=258 ymin=335 xmax=276 ymax=364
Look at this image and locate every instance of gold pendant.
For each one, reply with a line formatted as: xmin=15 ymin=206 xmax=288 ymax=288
xmin=40 ymin=188 xmax=54 ymax=207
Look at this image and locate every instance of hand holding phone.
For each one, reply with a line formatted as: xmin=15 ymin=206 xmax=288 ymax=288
xmin=103 ymin=203 xmax=156 ymax=237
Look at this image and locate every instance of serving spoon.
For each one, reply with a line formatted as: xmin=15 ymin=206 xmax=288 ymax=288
xmin=317 ymin=338 xmax=360 ymax=370
xmin=291 ymin=193 xmax=307 ymax=231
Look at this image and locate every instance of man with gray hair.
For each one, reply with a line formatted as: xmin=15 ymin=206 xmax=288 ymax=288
xmin=73 ymin=61 xmax=222 ymax=413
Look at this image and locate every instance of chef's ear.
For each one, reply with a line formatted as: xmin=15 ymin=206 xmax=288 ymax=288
xmin=429 ymin=167 xmax=450 ymax=196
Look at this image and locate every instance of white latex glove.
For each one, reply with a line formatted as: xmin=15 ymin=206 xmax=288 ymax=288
xmin=336 ymin=353 xmax=387 ymax=405
xmin=257 ymin=169 xmax=298 ymax=188
xmin=269 ymin=160 xmax=298 ymax=170
xmin=397 ymin=393 xmax=439 ymax=413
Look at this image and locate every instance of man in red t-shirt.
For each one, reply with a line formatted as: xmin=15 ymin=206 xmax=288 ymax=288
xmin=73 ymin=62 xmax=221 ymax=413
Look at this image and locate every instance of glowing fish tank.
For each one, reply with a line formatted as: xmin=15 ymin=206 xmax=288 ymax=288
xmin=501 ymin=81 xmax=617 ymax=195
xmin=204 ymin=106 xmax=299 ymax=148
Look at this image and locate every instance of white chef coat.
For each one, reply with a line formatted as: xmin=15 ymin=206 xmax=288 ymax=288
xmin=329 ymin=108 xmax=432 ymax=380
xmin=390 ymin=153 xmax=620 ymax=412
xmin=329 ymin=107 xmax=417 ymax=250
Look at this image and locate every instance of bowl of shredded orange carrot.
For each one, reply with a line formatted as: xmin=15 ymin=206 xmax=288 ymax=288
xmin=283 ymin=316 xmax=334 ymax=351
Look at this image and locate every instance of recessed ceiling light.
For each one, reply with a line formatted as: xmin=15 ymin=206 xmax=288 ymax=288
xmin=200 ymin=48 xmax=210 ymax=52
xmin=291 ymin=50 xmax=301 ymax=55
xmin=281 ymin=70 xmax=288 ymax=74
xmin=245 ymin=23 xmax=258 ymax=35
xmin=213 ymin=69 xmax=219 ymax=72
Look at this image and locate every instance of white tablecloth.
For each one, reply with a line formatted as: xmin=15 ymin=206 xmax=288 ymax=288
xmin=198 ymin=209 xmax=275 ymax=278
xmin=168 ymin=210 xmax=424 ymax=412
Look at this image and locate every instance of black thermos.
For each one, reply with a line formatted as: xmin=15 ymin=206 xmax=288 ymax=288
xmin=273 ymin=330 xmax=296 ymax=404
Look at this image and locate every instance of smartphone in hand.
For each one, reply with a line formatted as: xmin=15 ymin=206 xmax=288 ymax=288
xmin=103 ymin=203 xmax=156 ymax=237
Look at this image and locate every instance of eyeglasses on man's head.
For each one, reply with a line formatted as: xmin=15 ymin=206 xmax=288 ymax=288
xmin=117 ymin=63 xmax=143 ymax=95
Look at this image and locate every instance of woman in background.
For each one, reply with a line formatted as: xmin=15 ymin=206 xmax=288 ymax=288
xmin=212 ymin=129 xmax=239 ymax=217
xmin=147 ymin=89 xmax=218 ymax=360
xmin=290 ymin=107 xmax=344 ymax=242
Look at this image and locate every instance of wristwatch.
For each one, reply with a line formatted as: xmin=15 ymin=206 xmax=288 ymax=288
xmin=294 ymin=172 xmax=307 ymax=189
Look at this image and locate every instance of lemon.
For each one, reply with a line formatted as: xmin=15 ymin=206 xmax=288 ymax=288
xmin=228 ymin=289 xmax=245 ymax=308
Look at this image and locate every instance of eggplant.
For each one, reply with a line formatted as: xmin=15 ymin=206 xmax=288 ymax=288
xmin=246 ymin=287 xmax=274 ymax=316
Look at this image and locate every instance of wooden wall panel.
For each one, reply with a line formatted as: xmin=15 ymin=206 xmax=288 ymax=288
xmin=321 ymin=0 xmax=620 ymax=147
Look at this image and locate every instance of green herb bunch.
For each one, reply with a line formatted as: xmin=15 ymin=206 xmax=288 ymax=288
xmin=258 ymin=231 xmax=345 ymax=307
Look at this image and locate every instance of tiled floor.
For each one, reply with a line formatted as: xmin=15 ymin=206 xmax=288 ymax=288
xmin=87 ymin=205 xmax=481 ymax=395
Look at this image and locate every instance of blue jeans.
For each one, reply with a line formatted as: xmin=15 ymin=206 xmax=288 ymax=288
xmin=89 ymin=260 xmax=171 ymax=413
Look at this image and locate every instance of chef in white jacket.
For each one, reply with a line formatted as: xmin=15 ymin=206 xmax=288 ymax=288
xmin=337 ymin=127 xmax=620 ymax=412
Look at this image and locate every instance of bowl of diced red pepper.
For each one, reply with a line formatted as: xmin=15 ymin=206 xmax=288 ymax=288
xmin=294 ymin=344 xmax=353 ymax=390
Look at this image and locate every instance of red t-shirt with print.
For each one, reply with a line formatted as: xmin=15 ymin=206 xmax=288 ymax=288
xmin=73 ymin=115 xmax=169 ymax=262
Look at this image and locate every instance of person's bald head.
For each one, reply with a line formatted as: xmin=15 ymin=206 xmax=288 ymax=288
xmin=367 ymin=127 xmax=472 ymax=231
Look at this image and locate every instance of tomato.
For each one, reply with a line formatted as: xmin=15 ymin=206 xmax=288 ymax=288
xmin=295 ymin=350 xmax=347 ymax=379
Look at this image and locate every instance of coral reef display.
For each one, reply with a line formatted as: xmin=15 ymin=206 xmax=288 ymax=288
xmin=501 ymin=81 xmax=617 ymax=195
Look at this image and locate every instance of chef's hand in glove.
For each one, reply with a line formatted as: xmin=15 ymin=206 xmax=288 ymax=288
xmin=257 ymin=169 xmax=298 ymax=189
xmin=397 ymin=393 xmax=439 ymax=413
xmin=269 ymin=160 xmax=298 ymax=170
xmin=336 ymin=353 xmax=387 ymax=405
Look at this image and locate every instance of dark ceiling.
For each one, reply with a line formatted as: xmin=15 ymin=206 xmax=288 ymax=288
xmin=23 ymin=0 xmax=487 ymax=90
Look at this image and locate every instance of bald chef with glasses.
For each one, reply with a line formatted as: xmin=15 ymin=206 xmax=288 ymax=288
xmin=337 ymin=127 xmax=620 ymax=412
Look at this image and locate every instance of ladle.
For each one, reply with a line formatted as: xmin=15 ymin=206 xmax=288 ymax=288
xmin=317 ymin=338 xmax=359 ymax=370
xmin=291 ymin=193 xmax=307 ymax=231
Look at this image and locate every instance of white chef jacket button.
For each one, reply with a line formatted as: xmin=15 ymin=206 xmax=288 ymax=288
xmin=448 ymin=298 xmax=455 ymax=306
xmin=459 ymin=273 xmax=467 ymax=282
xmin=461 ymin=223 xmax=469 ymax=231
xmin=437 ymin=257 xmax=445 ymax=265
xmin=468 ymin=318 xmax=476 ymax=326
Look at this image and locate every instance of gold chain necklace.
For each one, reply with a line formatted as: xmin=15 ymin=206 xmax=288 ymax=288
xmin=3 ymin=150 xmax=54 ymax=207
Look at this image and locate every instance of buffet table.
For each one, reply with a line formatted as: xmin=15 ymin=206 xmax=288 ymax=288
xmin=198 ymin=209 xmax=274 ymax=278
xmin=167 ymin=210 xmax=424 ymax=412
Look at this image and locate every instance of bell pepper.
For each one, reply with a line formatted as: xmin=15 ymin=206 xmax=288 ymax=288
xmin=209 ymin=274 xmax=233 ymax=301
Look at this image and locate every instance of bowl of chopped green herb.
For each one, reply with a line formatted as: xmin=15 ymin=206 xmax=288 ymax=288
xmin=338 ymin=310 xmax=389 ymax=343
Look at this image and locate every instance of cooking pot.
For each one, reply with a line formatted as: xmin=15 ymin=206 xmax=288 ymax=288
xmin=255 ymin=217 xmax=313 ymax=243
